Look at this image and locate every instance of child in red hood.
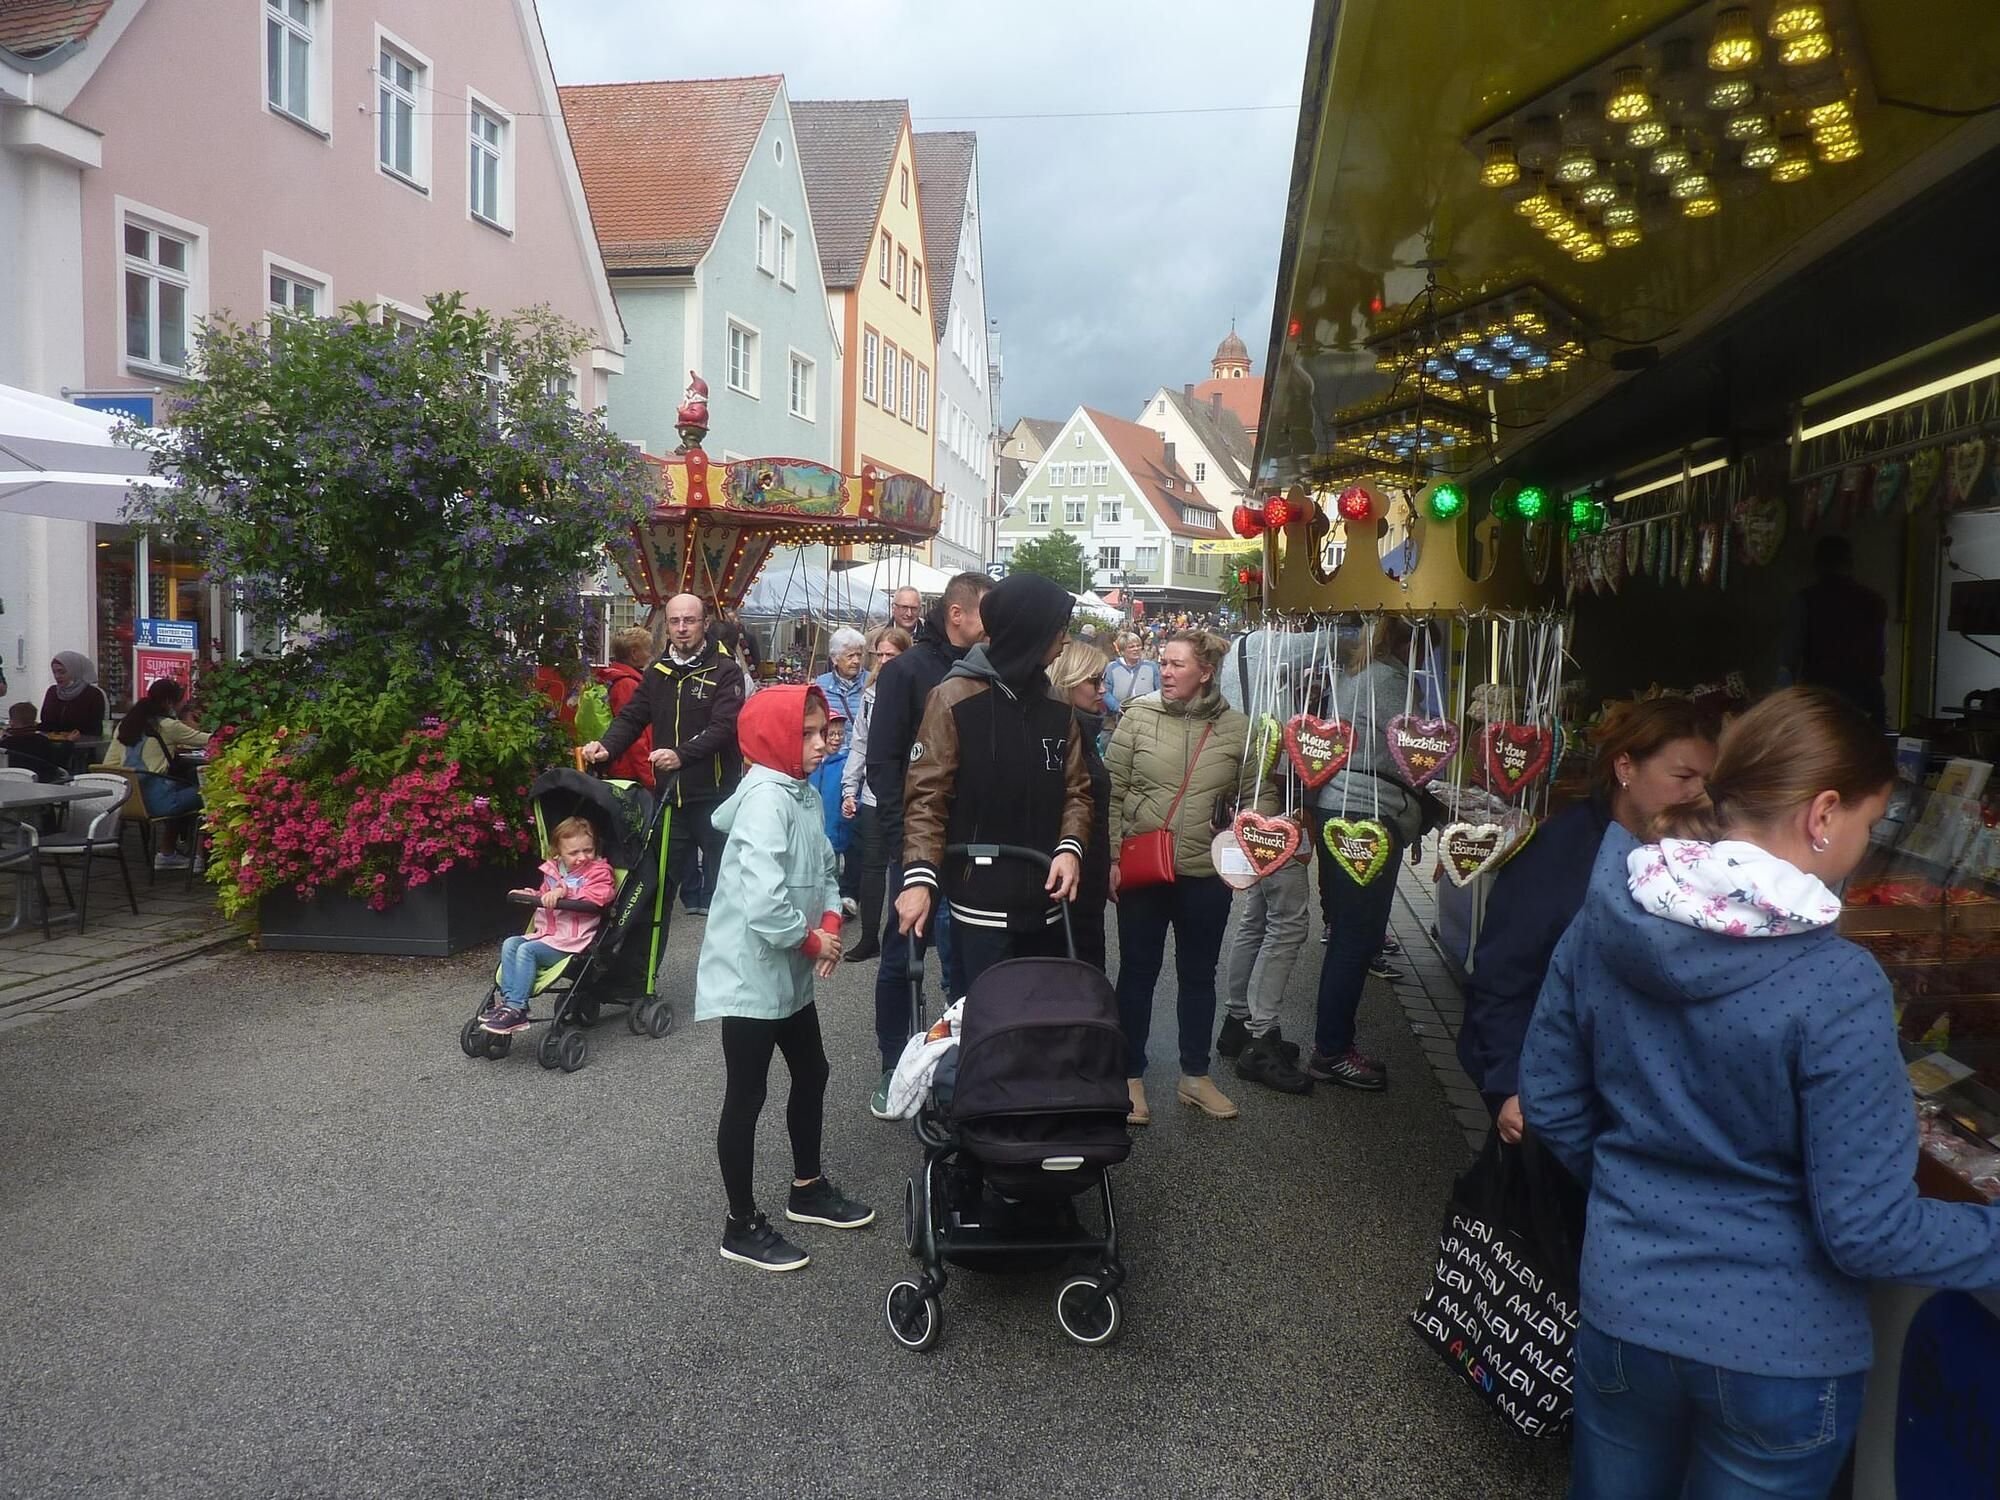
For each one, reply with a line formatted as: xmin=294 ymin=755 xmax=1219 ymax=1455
xmin=596 ymin=627 xmax=656 ymax=788
xmin=697 ymin=685 xmax=875 ymax=1272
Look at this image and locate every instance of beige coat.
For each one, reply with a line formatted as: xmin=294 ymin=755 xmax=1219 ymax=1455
xmin=1107 ymin=687 xmax=1275 ymax=878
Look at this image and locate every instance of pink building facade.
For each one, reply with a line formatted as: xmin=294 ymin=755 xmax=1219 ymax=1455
xmin=0 ymin=0 xmax=622 ymax=711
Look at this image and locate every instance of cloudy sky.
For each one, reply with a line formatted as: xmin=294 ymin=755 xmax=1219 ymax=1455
xmin=538 ymin=0 xmax=1311 ymax=425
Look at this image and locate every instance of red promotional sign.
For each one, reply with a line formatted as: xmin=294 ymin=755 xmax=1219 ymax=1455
xmin=134 ymin=647 xmax=194 ymax=695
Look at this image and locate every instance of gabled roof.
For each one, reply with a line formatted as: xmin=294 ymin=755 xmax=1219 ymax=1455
xmin=997 ymin=455 xmax=1031 ymax=503
xmin=912 ymin=131 xmax=975 ymax=343
xmin=1082 ymin=408 xmax=1219 ymax=539
xmin=559 ymin=75 xmax=782 ymax=273
xmin=791 ymin=99 xmax=909 ymax=288
xmin=1160 ymin=387 xmax=1253 ymax=492
xmin=0 ymin=0 xmax=113 ymax=59
xmin=1016 ymin=416 xmax=1064 ymax=450
xmin=1191 ymin=374 xmax=1265 ymax=435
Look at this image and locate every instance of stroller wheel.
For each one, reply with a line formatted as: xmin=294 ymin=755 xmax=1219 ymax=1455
xmin=645 ymin=999 xmax=676 ymax=1040
xmin=572 ymin=997 xmax=602 ymax=1028
xmin=1055 ymin=1278 xmax=1122 ymax=1347
xmin=458 ymin=1016 xmax=487 ymax=1059
xmin=902 ymin=1179 xmax=920 ymax=1256
xmin=556 ymin=1028 xmax=589 ymax=1073
xmin=536 ymin=1028 xmax=562 ymax=1070
xmin=626 ymin=1000 xmax=649 ymax=1036
xmin=483 ymin=1032 xmax=513 ymax=1060
xmin=885 ymin=1280 xmax=941 ymax=1352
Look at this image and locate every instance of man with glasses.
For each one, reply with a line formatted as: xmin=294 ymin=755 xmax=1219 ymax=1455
xmin=890 ymin=586 xmax=923 ymax=635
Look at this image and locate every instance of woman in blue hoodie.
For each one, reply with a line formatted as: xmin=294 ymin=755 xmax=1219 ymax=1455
xmin=1522 ymin=687 xmax=2000 ymax=1498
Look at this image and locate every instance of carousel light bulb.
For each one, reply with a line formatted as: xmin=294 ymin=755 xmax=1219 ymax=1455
xmin=1554 ymin=145 xmax=1599 ymax=184
xmin=1479 ymin=137 xmax=1521 ymax=188
xmin=1741 ymin=137 xmax=1783 ymax=169
xmin=1706 ymin=77 xmax=1756 ymax=111
xmin=1602 ymin=197 xmax=1639 ymax=227
xmin=1725 ymin=109 xmax=1773 ymax=141
xmin=1649 ymin=141 xmax=1692 ymax=176
xmin=1512 ymin=309 xmax=1547 ymax=334
xmin=1626 ymin=117 xmax=1670 ymax=149
xmin=1708 ymin=7 xmax=1761 ymax=71
xmin=1514 ymin=485 xmax=1549 ymax=522
xmin=1515 ymin=184 xmax=1556 ymax=219
xmin=1770 ymin=134 xmax=1814 ymax=182
xmin=1578 ymin=177 xmax=1620 ymax=208
xmin=1605 ymin=68 xmax=1654 ymax=123
xmin=1571 ymin=237 xmax=1608 ymax=262
xmin=1681 ymin=192 xmax=1722 ymax=217
xmin=1780 ymin=30 xmax=1832 ymax=65
xmin=1808 ymin=97 xmax=1854 ymax=131
xmin=1768 ymin=2 xmax=1826 ymax=40
xmin=1670 ymin=169 xmax=1713 ymax=201
xmin=1818 ymin=131 xmax=1863 ymax=162
xmin=1607 ymin=223 xmax=1643 ymax=248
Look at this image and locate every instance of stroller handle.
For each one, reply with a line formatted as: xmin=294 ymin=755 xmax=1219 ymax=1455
xmin=508 ymin=891 xmax=606 ymax=914
xmin=908 ymin=843 xmax=1078 ymax=1031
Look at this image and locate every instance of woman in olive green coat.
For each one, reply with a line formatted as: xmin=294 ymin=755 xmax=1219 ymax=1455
xmin=1108 ymin=629 xmax=1275 ymax=1123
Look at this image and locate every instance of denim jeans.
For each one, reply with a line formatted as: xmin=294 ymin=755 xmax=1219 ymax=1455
xmin=1223 ymin=859 xmax=1311 ymax=1035
xmin=871 ymin=865 xmax=960 ymax=1071
xmin=1309 ymin=809 xmax=1401 ymax=1059
xmin=953 ymin=919 xmax=1070 ymax=994
xmin=1114 ymin=874 xmax=1234 ymax=1078
xmin=669 ymin=797 xmax=724 ymax=912
xmin=499 ymin=935 xmax=566 ymax=1005
xmin=1570 ymin=1323 xmax=1864 ymax=1500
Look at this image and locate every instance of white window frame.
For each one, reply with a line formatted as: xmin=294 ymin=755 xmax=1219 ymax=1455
xmin=1135 ymin=544 xmax=1161 ymax=574
xmin=1099 ymin=496 xmax=1122 ymax=524
xmin=861 ymin=328 xmax=880 ymax=405
xmin=900 ymin=165 xmax=910 ymax=206
xmin=1090 ymin=461 xmax=1109 ymax=485
xmin=1073 ymin=430 xmax=1084 ymax=448
xmin=373 ymin=293 xmax=429 ymax=332
xmin=755 ymin=206 xmax=775 ymax=274
xmin=466 ymin=90 xmax=513 ymax=232
xmin=899 ymin=354 xmax=914 ymax=424
xmin=881 ymin=340 xmax=898 ymax=416
xmin=896 ymin=245 xmax=908 ymax=301
xmin=787 ymin=348 xmax=815 ymax=422
xmin=263 ymin=0 xmax=327 ymax=133
xmin=726 ymin=318 xmax=760 ymax=398
xmin=116 ymin=197 xmax=206 ymax=379
xmin=778 ymin=223 xmax=797 ymax=288
xmin=912 ymin=261 xmax=923 ymax=315
xmin=263 ymin=252 xmax=331 ymax=323
xmin=1097 ymin=545 xmax=1122 ymax=573
xmin=878 ymin=230 xmax=892 ymax=286
xmin=1028 ymin=498 xmax=1052 ymax=526
xmin=916 ymin=365 xmax=930 ymax=433
xmin=1064 ymin=497 xmax=1088 ymax=527
xmin=374 ymin=28 xmax=432 ymax=191
xmin=1194 ymin=460 xmax=1208 ymax=483
xmin=1048 ymin=462 xmax=1066 ymax=486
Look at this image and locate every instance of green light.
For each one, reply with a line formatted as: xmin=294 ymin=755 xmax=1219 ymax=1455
xmin=1569 ymin=495 xmax=1596 ymax=530
xmin=1514 ymin=485 xmax=1548 ymax=523
xmin=1427 ymin=482 xmax=1467 ymax=522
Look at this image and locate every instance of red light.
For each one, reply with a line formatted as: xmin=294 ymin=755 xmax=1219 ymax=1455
xmin=1287 ymin=319 xmax=1302 ymax=339
xmin=1263 ymin=496 xmax=1295 ymax=528
xmin=1369 ymin=295 xmax=1385 ymax=314
xmin=1231 ymin=503 xmax=1266 ymax=538
xmin=1337 ymin=485 xmax=1376 ymax=523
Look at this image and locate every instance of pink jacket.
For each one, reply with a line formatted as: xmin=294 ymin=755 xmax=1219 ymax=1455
xmin=525 ymin=856 xmax=617 ymax=952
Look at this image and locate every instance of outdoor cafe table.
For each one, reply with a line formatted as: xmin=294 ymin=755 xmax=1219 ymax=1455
xmin=0 ymin=781 xmax=97 ymax=936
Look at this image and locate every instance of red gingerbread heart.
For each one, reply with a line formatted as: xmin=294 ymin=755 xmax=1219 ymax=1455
xmin=1385 ymin=714 xmax=1459 ymax=788
xmin=1481 ymin=721 xmax=1553 ymax=798
xmin=1231 ymin=811 xmax=1301 ymax=878
xmin=1283 ymin=713 xmax=1352 ymax=789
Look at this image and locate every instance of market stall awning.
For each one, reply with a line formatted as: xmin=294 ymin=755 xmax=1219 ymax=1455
xmin=0 ymin=382 xmax=161 ymax=523
xmin=834 ymin=556 xmax=959 ymax=596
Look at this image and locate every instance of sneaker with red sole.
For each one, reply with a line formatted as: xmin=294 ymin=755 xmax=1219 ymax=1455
xmin=1306 ymin=1046 xmax=1387 ymax=1091
xmin=481 ymin=1005 xmax=531 ymax=1035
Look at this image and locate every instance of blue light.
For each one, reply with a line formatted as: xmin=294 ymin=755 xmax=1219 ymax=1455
xmin=1527 ymin=352 xmax=1551 ymax=369
xmin=1455 ymin=345 xmax=1478 ymax=362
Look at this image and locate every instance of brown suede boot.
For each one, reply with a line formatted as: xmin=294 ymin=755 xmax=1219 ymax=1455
xmin=1177 ymin=1074 xmax=1240 ymax=1119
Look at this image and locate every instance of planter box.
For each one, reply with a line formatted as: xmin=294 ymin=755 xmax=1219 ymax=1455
xmin=257 ymin=862 xmax=527 ymax=957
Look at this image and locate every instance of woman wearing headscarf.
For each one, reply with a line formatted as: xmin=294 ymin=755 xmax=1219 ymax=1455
xmin=40 ymin=652 xmax=107 ymax=736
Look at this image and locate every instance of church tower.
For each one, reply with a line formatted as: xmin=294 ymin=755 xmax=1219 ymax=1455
xmin=1211 ymin=323 xmax=1252 ymax=380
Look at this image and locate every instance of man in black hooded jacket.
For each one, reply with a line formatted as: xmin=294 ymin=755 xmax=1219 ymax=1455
xmin=897 ymin=571 xmax=1091 ymax=990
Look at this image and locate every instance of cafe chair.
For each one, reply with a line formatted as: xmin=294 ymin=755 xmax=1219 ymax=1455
xmin=0 ymin=823 xmax=52 ymax=941
xmin=91 ymin=764 xmax=199 ymax=891
xmin=37 ymin=773 xmax=140 ymax=931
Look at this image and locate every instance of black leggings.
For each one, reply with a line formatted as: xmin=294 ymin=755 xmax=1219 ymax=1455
xmin=717 ymin=1004 xmax=830 ymax=1222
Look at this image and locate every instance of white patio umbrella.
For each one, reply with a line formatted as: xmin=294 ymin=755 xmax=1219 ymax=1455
xmin=834 ymin=556 xmax=958 ymax=597
xmin=0 ymin=383 xmax=163 ymax=523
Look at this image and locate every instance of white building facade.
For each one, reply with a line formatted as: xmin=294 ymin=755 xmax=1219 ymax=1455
xmin=913 ymin=131 xmax=992 ymax=574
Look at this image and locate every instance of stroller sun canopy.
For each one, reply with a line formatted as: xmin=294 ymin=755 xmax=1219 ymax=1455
xmin=528 ymin=769 xmax=656 ymax=869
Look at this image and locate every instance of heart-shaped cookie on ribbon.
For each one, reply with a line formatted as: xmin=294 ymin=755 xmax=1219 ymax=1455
xmin=1250 ymin=713 xmax=1283 ymax=781
xmin=1232 ymin=811 xmax=1301 ymax=880
xmin=1804 ymin=472 xmax=1838 ymax=529
xmin=1950 ymin=439 xmax=1988 ymax=509
xmin=1322 ymin=816 xmax=1391 ymax=886
xmin=1481 ymin=721 xmax=1553 ymax=798
xmin=1907 ymin=447 xmax=1943 ymax=513
xmin=1440 ymin=822 xmax=1505 ymax=887
xmin=1870 ymin=460 xmax=1905 ymax=515
xmin=1488 ymin=813 xmax=1539 ymax=873
xmin=1385 ymin=714 xmax=1459 ymax=788
xmin=1284 ymin=713 xmax=1352 ymax=789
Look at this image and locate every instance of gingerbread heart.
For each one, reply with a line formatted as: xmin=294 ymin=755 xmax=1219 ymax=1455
xmin=1488 ymin=813 xmax=1539 ymax=872
xmin=1248 ymin=713 xmax=1282 ymax=781
xmin=1870 ymin=460 xmax=1905 ymax=515
xmin=1440 ymin=822 xmax=1505 ymax=886
xmin=1908 ymin=447 xmax=1943 ymax=513
xmin=1284 ymin=713 xmax=1352 ymax=789
xmin=1322 ymin=816 xmax=1391 ymax=886
xmin=1232 ymin=811 xmax=1301 ymax=879
xmin=1386 ymin=714 xmax=1459 ymax=788
xmin=1482 ymin=721 xmax=1553 ymax=798
xmin=1950 ymin=439 xmax=1988 ymax=509
xmin=1698 ymin=522 xmax=1719 ymax=585
xmin=1736 ymin=493 xmax=1785 ymax=565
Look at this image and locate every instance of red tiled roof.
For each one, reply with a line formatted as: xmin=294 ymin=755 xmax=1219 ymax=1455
xmin=1083 ymin=408 xmax=1221 ymax=540
xmin=0 ymin=0 xmax=113 ymax=57
xmin=791 ymin=99 xmax=909 ymax=288
xmin=1191 ymin=374 xmax=1264 ymax=436
xmin=558 ymin=76 xmax=782 ymax=272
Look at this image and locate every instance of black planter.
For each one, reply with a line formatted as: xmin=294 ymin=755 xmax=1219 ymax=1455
xmin=257 ymin=861 xmax=528 ymax=956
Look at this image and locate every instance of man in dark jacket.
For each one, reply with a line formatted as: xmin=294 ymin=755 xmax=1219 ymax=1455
xmin=897 ymin=571 xmax=1090 ymax=988
xmin=583 ymin=592 xmax=745 ymax=924
xmin=862 ymin=570 xmax=991 ymax=1117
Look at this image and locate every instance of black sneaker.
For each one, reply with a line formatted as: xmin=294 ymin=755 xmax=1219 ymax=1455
xmin=1306 ymin=1046 xmax=1388 ymax=1092
xmin=1262 ymin=1025 xmax=1303 ymax=1064
xmin=843 ymin=940 xmax=880 ymax=963
xmin=720 ymin=1212 xmax=810 ymax=1272
xmin=1366 ymin=956 xmax=1406 ymax=983
xmin=1379 ymin=935 xmax=1403 ymax=957
xmin=786 ymin=1176 xmax=876 ymax=1230
xmin=1215 ymin=1014 xmax=1251 ymax=1058
xmin=1236 ymin=1035 xmax=1313 ymax=1095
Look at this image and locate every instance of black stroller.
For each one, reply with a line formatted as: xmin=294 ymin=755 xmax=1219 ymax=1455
xmin=456 ymin=767 xmax=676 ymax=1073
xmin=886 ymin=844 xmax=1131 ymax=1351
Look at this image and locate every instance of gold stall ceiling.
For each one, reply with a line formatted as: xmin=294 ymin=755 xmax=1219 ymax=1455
xmin=1262 ymin=0 xmax=2000 ymax=487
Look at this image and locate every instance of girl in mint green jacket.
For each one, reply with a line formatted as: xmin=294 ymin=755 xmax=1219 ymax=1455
xmin=696 ymin=685 xmax=875 ymax=1273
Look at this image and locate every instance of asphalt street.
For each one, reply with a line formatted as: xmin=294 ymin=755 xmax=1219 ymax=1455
xmin=0 ymin=904 xmax=1569 ymax=1498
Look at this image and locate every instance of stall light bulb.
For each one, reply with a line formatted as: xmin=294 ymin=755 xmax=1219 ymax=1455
xmin=1706 ymin=77 xmax=1755 ymax=111
xmin=1649 ymin=142 xmax=1692 ymax=176
xmin=1479 ymin=137 xmax=1521 ymax=188
xmin=1768 ymin=2 xmax=1826 ymax=40
xmin=1770 ymin=135 xmax=1814 ymax=182
xmin=1607 ymin=224 xmax=1643 ymax=248
xmin=1681 ymin=193 xmax=1722 ymax=217
xmin=1670 ymin=169 xmax=1713 ymax=201
xmin=1554 ymin=146 xmax=1599 ymax=184
xmin=1605 ymin=68 xmax=1654 ymax=123
xmin=1725 ymin=110 xmax=1773 ymax=141
xmin=1578 ymin=178 xmax=1619 ymax=208
xmin=1781 ymin=30 xmax=1832 ymax=65
xmin=1808 ymin=97 xmax=1854 ymax=130
xmin=1708 ymin=7 xmax=1761 ymax=71
xmin=1512 ymin=310 xmax=1547 ymax=334
xmin=1818 ymin=132 xmax=1863 ymax=162
xmin=1602 ymin=198 xmax=1639 ymax=227
xmin=1627 ymin=117 xmax=1670 ymax=149
xmin=1514 ymin=485 xmax=1549 ymax=522
xmin=1742 ymin=138 xmax=1782 ymax=169
xmin=1571 ymin=238 xmax=1608 ymax=262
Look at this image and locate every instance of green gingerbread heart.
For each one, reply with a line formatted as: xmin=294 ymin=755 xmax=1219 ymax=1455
xmin=1322 ymin=816 xmax=1391 ymax=886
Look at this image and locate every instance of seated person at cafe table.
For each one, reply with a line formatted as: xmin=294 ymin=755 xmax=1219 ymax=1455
xmin=3 ymin=703 xmax=67 ymax=781
xmin=39 ymin=651 xmax=107 ymax=737
xmin=115 ymin=677 xmax=211 ymax=869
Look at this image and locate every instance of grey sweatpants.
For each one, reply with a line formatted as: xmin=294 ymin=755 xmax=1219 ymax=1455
xmin=1222 ymin=859 xmax=1312 ymax=1035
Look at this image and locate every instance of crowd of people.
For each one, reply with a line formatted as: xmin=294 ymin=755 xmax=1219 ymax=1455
xmin=561 ymin=576 xmax=2000 ymax=1490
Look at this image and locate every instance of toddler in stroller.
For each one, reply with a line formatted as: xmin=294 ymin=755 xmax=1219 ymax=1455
xmin=885 ymin=843 xmax=1131 ymax=1351
xmin=482 ymin=815 xmax=614 ymax=1034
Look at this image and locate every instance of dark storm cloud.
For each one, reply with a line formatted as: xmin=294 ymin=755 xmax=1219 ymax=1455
xmin=537 ymin=0 xmax=1307 ymax=425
